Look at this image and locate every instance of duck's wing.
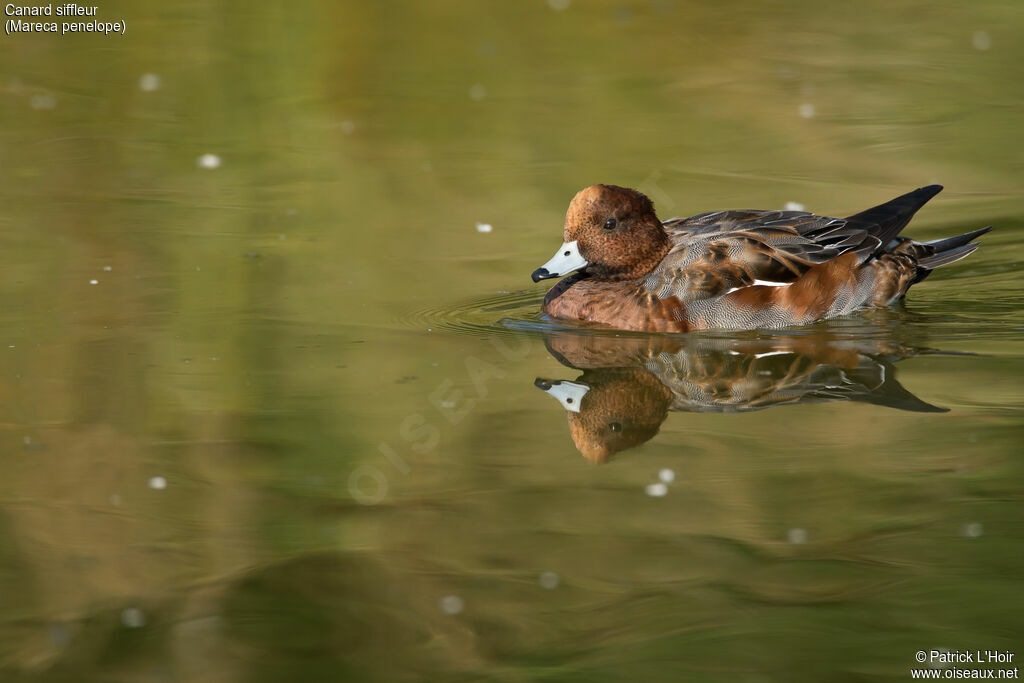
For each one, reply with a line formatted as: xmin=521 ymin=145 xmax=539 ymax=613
xmin=647 ymin=210 xmax=877 ymax=300
xmin=647 ymin=185 xmax=944 ymax=301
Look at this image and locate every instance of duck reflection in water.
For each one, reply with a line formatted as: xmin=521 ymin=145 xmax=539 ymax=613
xmin=535 ymin=331 xmax=947 ymax=463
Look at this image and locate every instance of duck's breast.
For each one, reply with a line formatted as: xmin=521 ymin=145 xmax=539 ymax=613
xmin=543 ymin=276 xmax=690 ymax=333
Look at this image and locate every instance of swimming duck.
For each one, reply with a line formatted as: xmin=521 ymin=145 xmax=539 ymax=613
xmin=531 ymin=185 xmax=990 ymax=332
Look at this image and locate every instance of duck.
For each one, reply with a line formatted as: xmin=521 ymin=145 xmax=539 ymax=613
xmin=531 ymin=184 xmax=991 ymax=332
xmin=534 ymin=331 xmax=945 ymax=463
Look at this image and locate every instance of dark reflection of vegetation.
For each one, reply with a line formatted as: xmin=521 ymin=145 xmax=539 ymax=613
xmin=221 ymin=553 xmax=455 ymax=682
xmin=537 ymin=331 xmax=948 ymax=462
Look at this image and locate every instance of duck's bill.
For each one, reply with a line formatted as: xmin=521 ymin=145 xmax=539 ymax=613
xmin=531 ymin=240 xmax=588 ymax=282
xmin=534 ymin=377 xmax=589 ymax=413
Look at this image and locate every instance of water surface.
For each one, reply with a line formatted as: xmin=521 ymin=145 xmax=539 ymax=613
xmin=2 ymin=1 xmax=1023 ymax=681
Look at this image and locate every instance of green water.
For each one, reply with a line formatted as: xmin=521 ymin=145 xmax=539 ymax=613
xmin=2 ymin=1 xmax=1023 ymax=681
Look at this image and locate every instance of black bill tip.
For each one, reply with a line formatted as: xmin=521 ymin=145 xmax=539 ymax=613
xmin=534 ymin=377 xmax=554 ymax=391
xmin=532 ymin=267 xmax=556 ymax=282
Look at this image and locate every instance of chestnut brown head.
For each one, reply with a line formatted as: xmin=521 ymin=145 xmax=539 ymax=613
xmin=532 ymin=185 xmax=671 ymax=283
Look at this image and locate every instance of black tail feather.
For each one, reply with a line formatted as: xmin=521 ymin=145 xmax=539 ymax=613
xmin=924 ymin=225 xmax=992 ymax=253
xmin=845 ymin=184 xmax=944 ymax=246
xmin=918 ymin=242 xmax=982 ymax=269
xmin=909 ymin=224 xmax=991 ymax=284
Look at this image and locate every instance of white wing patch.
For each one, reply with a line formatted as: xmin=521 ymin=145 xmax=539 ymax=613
xmin=721 ymin=279 xmax=794 ymax=296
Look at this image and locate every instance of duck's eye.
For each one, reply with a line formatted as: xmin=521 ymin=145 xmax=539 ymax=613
xmin=609 ymin=422 xmax=622 ymax=433
xmin=604 ymin=218 xmax=617 ymax=230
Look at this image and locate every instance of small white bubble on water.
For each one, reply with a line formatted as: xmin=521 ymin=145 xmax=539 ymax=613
xmin=468 ymin=84 xmax=487 ymax=101
xmin=798 ymin=103 xmax=816 ymax=119
xmin=548 ymin=0 xmax=571 ymax=10
xmin=476 ymin=222 xmax=493 ymax=233
xmin=645 ymin=482 xmax=668 ymax=497
xmin=658 ymin=468 xmax=675 ymax=483
xmin=30 ymin=93 xmax=56 ymax=110
xmin=439 ymin=595 xmax=464 ymax=615
xmin=785 ymin=201 xmax=805 ymax=211
xmin=89 ymin=279 xmax=99 ymax=285
xmin=962 ymin=522 xmax=983 ymax=538
xmin=103 ymin=265 xmax=112 ymax=272
xmin=441 ymin=401 xmax=456 ymax=409
xmin=197 ymin=153 xmax=221 ymax=169
xmin=148 ymin=476 xmax=167 ymax=490
xmin=121 ymin=608 xmax=146 ymax=628
xmin=972 ymin=30 xmax=992 ymax=51
xmin=139 ymin=73 xmax=161 ymax=91
xmin=539 ymin=571 xmax=560 ymax=589
xmin=787 ymin=528 xmax=808 ymax=544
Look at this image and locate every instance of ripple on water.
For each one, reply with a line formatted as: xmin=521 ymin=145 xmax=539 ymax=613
xmin=401 ymin=290 xmax=563 ymax=337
